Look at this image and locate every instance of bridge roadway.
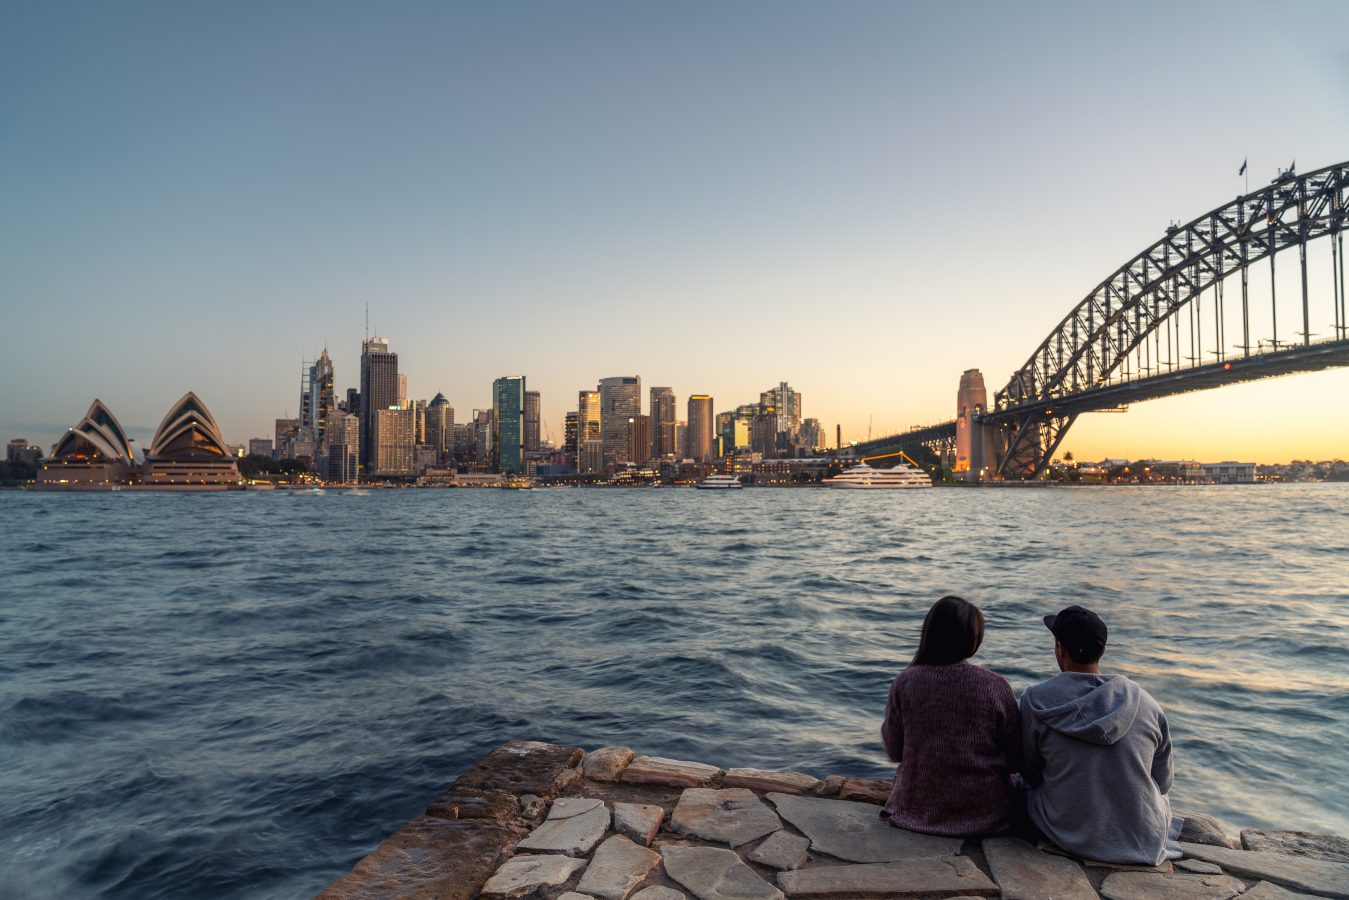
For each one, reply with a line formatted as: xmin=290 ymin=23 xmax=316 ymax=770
xmin=836 ymin=336 xmax=1349 ymax=465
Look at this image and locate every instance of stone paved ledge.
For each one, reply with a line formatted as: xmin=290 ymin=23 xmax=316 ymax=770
xmin=317 ymin=740 xmax=1349 ymax=900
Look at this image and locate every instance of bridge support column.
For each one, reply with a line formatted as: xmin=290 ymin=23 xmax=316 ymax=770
xmin=995 ymin=413 xmax=1078 ymax=480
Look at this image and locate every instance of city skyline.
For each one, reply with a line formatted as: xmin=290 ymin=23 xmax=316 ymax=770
xmin=3 ymin=3 xmax=1349 ymax=463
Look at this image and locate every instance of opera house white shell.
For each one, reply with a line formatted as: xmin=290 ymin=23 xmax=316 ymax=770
xmin=38 ymin=393 xmax=241 ymax=489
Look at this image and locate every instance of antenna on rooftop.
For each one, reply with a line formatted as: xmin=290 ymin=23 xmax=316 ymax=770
xmin=365 ymin=304 xmax=369 ymax=342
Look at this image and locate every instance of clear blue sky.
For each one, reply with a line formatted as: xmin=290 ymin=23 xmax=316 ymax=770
xmin=3 ymin=1 xmax=1347 ymax=460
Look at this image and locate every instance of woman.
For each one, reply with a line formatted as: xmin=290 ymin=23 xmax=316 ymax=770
xmin=880 ymin=595 xmax=1019 ymax=836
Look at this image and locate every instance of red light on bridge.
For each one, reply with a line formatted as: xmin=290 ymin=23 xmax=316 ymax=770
xmin=1223 ymin=362 xmax=1232 ymax=370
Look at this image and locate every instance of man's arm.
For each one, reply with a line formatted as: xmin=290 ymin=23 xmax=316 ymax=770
xmin=881 ymin=678 xmax=903 ymax=763
xmin=1018 ymin=692 xmax=1044 ymax=786
xmin=1151 ymin=709 xmax=1173 ymax=794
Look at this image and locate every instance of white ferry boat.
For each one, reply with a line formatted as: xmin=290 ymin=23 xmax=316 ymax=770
xmin=824 ymin=461 xmax=932 ymax=489
xmin=696 ymin=474 xmax=743 ymax=490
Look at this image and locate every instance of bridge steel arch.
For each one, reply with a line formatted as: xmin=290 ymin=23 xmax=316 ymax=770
xmin=992 ymin=160 xmax=1349 ymax=479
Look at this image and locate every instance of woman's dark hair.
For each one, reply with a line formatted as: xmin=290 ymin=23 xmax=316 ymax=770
xmin=910 ymin=595 xmax=985 ymax=666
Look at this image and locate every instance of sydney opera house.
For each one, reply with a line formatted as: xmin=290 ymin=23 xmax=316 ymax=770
xmin=37 ymin=393 xmax=242 ymax=489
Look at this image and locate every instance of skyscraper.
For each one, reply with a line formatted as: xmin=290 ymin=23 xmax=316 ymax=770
xmin=425 ymin=393 xmax=454 ymax=460
xmin=598 ymin=376 xmax=640 ymax=468
xmin=326 ymin=413 xmax=360 ymax=483
xmin=308 ymin=349 xmax=335 ymax=446
xmin=523 ymin=390 xmax=541 ymax=452
xmin=563 ymin=411 xmax=578 ymax=469
xmin=371 ymin=407 xmax=415 ymax=477
xmin=627 ymin=415 xmax=651 ymax=466
xmin=759 ymin=381 xmax=802 ymax=454
xmin=649 ymin=386 xmax=676 ymax=460
xmin=687 ymin=395 xmax=714 ymax=462
xmin=492 ymin=376 xmax=526 ymax=474
xmin=359 ymin=337 xmax=398 ymax=472
xmin=577 ymin=389 xmax=602 ymax=474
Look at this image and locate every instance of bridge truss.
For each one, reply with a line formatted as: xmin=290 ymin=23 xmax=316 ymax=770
xmin=991 ymin=160 xmax=1349 ymax=478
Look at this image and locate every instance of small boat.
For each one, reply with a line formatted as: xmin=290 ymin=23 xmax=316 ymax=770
xmin=824 ymin=461 xmax=931 ymax=489
xmin=697 ymin=474 xmax=743 ymax=490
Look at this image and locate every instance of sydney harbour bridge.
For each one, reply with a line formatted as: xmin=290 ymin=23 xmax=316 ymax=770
xmin=839 ymin=159 xmax=1349 ymax=480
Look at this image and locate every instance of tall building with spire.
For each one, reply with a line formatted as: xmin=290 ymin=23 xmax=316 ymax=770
xmin=359 ymin=336 xmax=398 ymax=473
xmin=308 ymin=349 xmax=335 ymax=447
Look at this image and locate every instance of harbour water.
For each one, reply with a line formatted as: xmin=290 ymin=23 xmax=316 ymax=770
xmin=1 ymin=485 xmax=1346 ymax=898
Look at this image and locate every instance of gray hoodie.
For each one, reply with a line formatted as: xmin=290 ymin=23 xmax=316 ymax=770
xmin=1020 ymin=672 xmax=1175 ymax=865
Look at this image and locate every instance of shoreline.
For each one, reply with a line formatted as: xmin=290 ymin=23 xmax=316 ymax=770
xmin=319 ymin=740 xmax=1349 ymax=899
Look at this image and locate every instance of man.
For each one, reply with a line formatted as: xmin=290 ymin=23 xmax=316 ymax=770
xmin=1019 ymin=605 xmax=1178 ymax=865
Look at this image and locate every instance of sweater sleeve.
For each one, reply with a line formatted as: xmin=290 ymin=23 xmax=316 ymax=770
xmin=1018 ymin=691 xmax=1044 ymax=787
xmin=1151 ymin=708 xmax=1173 ymax=795
xmin=881 ymin=676 xmax=903 ymax=763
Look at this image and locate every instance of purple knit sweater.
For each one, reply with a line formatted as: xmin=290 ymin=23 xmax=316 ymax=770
xmin=881 ymin=661 xmax=1020 ymax=837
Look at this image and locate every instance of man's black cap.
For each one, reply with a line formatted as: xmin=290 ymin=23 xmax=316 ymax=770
xmin=1044 ymin=605 xmax=1108 ymax=661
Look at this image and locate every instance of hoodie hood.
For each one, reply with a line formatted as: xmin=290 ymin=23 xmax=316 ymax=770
xmin=1024 ymin=672 xmax=1141 ymax=745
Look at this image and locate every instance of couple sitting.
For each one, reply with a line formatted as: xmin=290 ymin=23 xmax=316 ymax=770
xmin=880 ymin=595 xmax=1179 ymax=865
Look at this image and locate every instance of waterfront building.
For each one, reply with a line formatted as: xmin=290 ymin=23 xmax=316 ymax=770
xmin=274 ymin=417 xmax=299 ymax=459
xmin=716 ymin=410 xmax=752 ymax=458
xmin=359 ymin=337 xmax=398 ymax=472
xmin=325 ymin=413 xmax=359 ymax=483
xmin=413 ymin=398 xmax=427 ymax=446
xmin=627 ymin=415 xmax=651 ymax=466
xmin=371 ymin=407 xmax=416 ymax=477
xmin=687 ymin=395 xmax=714 ymax=462
xmin=492 ymin=376 xmax=526 ymax=474
xmin=598 ymin=376 xmax=640 ymax=468
xmin=307 ymin=350 xmax=336 ymax=446
xmin=139 ymin=393 xmax=242 ymax=487
xmin=577 ymin=390 xmax=602 ymax=474
xmin=674 ymin=422 xmax=687 ymax=459
xmin=7 ymin=438 xmax=42 ymax=467
xmin=414 ymin=444 xmax=438 ymax=474
xmin=425 ymin=393 xmax=454 ymax=461
xmin=796 ymin=418 xmax=825 ymax=455
xmin=563 ymin=411 xmax=578 ymax=469
xmin=248 ymin=438 xmax=273 ymax=458
xmin=751 ymin=413 xmax=778 ymax=458
xmin=759 ymin=382 xmax=802 ymax=452
xmin=1204 ymin=461 xmax=1257 ymax=484
xmin=524 ymin=390 xmax=541 ymax=452
xmin=37 ymin=399 xmax=136 ymax=485
xmin=650 ymin=387 xmax=677 ymax=460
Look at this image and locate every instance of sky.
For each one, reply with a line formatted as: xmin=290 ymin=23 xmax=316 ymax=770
xmin=2 ymin=1 xmax=1347 ymax=463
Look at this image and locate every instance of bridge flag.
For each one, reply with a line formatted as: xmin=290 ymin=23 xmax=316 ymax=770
xmin=1238 ymin=158 xmax=1247 ymax=176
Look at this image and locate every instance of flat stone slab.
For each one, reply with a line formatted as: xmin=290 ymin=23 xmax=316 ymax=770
xmin=1180 ymin=841 xmax=1349 ymax=899
xmin=614 ymin=803 xmax=665 ymax=847
xmin=317 ymin=816 xmax=516 ymax=900
xmin=1099 ymin=871 xmax=1247 ymax=900
xmin=1174 ymin=859 xmax=1224 ymax=874
xmin=585 ymin=747 xmax=637 ymax=783
xmin=982 ymin=836 xmax=1096 ymax=900
xmin=748 ymin=831 xmax=810 ymax=871
xmin=766 ymin=793 xmax=961 ymax=863
xmin=722 ymin=768 xmax=821 ymax=795
xmin=558 ymin=894 xmax=596 ymax=900
xmin=1038 ymin=841 xmax=1171 ymax=872
xmin=482 ymin=854 xmax=589 ymax=898
xmin=517 ymin=797 xmax=610 ymax=856
xmin=424 ymin=786 xmax=520 ymax=823
xmin=576 ymin=835 xmax=662 ymax=900
xmin=455 ymin=740 xmax=585 ymax=799
xmin=1176 ymin=809 xmax=1239 ymax=849
xmin=622 ymin=756 xmax=723 ymax=788
xmin=1242 ymin=881 xmax=1319 ymax=899
xmin=776 ymin=856 xmax=998 ymax=898
xmin=1241 ymin=829 xmax=1349 ymax=863
xmin=631 ymin=888 xmax=687 ymax=900
xmin=671 ymin=788 xmax=782 ymax=848
xmin=836 ymin=778 xmax=891 ymax=805
xmin=661 ymin=845 xmax=784 ymax=900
